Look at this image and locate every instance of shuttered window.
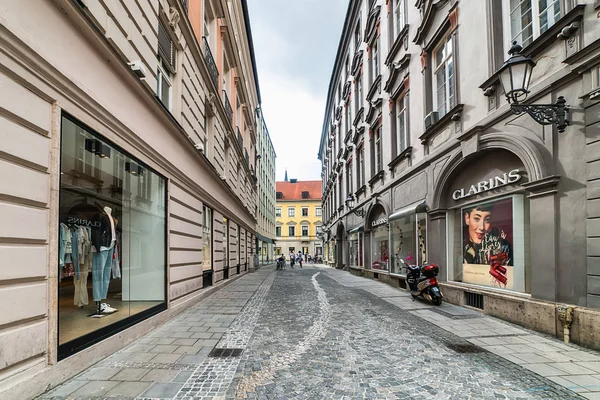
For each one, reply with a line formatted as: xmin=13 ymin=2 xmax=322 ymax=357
xmin=158 ymin=21 xmax=174 ymax=69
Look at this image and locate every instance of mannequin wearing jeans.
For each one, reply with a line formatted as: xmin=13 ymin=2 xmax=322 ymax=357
xmin=91 ymin=206 xmax=117 ymax=313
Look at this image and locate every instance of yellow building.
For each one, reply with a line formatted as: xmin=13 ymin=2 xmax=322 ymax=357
xmin=275 ymin=179 xmax=323 ymax=257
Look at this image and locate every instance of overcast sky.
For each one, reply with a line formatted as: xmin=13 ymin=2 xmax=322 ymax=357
xmin=246 ymin=0 xmax=348 ymax=182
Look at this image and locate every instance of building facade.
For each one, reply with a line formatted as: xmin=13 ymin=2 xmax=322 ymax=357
xmin=255 ymin=107 xmax=277 ymax=265
xmin=276 ymin=179 xmax=323 ymax=258
xmin=319 ymin=0 xmax=600 ymax=350
xmin=0 ymin=0 xmax=262 ymax=398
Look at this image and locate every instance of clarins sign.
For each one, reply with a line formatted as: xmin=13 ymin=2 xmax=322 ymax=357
xmin=452 ymin=169 xmax=522 ymax=201
xmin=371 ymin=217 xmax=388 ymax=227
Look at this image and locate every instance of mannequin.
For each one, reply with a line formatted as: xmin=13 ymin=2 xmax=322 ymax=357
xmin=90 ymin=206 xmax=118 ymax=315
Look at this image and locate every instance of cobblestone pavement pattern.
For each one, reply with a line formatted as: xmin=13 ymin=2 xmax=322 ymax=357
xmin=38 ymin=264 xmax=600 ymax=400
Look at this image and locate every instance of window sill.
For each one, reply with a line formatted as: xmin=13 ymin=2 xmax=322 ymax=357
xmin=419 ymin=103 xmax=464 ymax=145
xmin=388 ymin=146 xmax=412 ymax=170
xmin=368 ymin=170 xmax=384 ymax=187
xmin=355 ymin=185 xmax=367 ymax=197
xmin=385 ymin=24 xmax=409 ymax=66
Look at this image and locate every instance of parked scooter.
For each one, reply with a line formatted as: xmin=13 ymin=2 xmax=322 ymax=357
xmin=400 ymin=258 xmax=443 ymax=305
xmin=276 ymin=256 xmax=285 ymax=271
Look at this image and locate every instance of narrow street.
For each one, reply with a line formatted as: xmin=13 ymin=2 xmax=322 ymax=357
xmin=40 ymin=265 xmax=600 ymax=400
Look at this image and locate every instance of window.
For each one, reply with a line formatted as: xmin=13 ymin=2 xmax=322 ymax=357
xmin=394 ymin=0 xmax=406 ymax=38
xmin=276 ymin=207 xmax=281 ymax=217
xmin=302 ymin=191 xmax=309 ymax=199
xmin=345 ymin=55 xmax=350 ymax=81
xmin=434 ymin=35 xmax=455 ymax=117
xmin=347 ymin=161 xmax=353 ymax=195
xmin=355 ymin=75 xmax=363 ymax=114
xmin=276 ymin=226 xmax=282 ymax=237
xmin=354 ymin=21 xmax=361 ymax=50
xmin=504 ymin=0 xmax=561 ymax=48
xmin=594 ymin=65 xmax=600 ymax=89
xmin=370 ymin=38 xmax=380 ymax=85
xmin=316 ymin=207 xmax=322 ymax=216
xmin=316 ymin=226 xmax=323 ymax=236
xmin=302 ymin=225 xmax=309 ymax=236
xmin=288 ymin=207 xmax=295 ymax=217
xmin=345 ymin=101 xmax=351 ymax=133
xmin=395 ymin=95 xmax=408 ymax=154
xmin=372 ymin=127 xmax=382 ymax=174
xmin=358 ymin=145 xmax=365 ymax=187
xmin=288 ymin=226 xmax=295 ymax=237
xmin=302 ymin=207 xmax=309 ymax=217
xmin=338 ymin=175 xmax=343 ymax=208
xmin=157 ymin=22 xmax=174 ymax=110
xmin=276 ymin=191 xmax=283 ymax=199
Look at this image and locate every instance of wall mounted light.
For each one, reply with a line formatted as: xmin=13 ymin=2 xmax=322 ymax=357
xmin=85 ymin=138 xmax=111 ymax=159
xmin=497 ymin=41 xmax=568 ymax=132
xmin=345 ymin=194 xmax=365 ymax=217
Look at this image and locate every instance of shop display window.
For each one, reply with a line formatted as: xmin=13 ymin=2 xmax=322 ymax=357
xmin=202 ymin=206 xmax=212 ymax=271
xmin=371 ymin=226 xmax=389 ymax=270
xmin=348 ymin=232 xmax=364 ymax=268
xmin=390 ymin=213 xmax=427 ymax=275
xmin=58 ymin=114 xmax=166 ymax=358
xmin=447 ymin=195 xmax=529 ymax=292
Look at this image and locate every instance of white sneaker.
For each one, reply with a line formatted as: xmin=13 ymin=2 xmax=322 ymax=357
xmin=100 ymin=303 xmax=117 ymax=313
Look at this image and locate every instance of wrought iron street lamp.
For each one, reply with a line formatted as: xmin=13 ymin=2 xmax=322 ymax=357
xmin=497 ymin=41 xmax=568 ymax=133
xmin=345 ymin=194 xmax=365 ymax=217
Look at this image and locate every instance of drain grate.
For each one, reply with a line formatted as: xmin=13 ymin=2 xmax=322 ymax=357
xmin=465 ymin=291 xmax=484 ymax=309
xmin=445 ymin=343 xmax=487 ymax=354
xmin=208 ymin=348 xmax=243 ymax=357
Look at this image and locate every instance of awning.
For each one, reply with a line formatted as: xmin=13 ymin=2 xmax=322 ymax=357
xmin=347 ymin=225 xmax=364 ymax=233
xmin=388 ymin=200 xmax=428 ymax=222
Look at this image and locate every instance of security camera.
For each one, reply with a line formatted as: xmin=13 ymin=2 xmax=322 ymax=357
xmin=128 ymin=60 xmax=147 ymax=78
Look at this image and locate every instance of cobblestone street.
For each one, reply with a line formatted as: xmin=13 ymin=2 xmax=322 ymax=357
xmin=40 ymin=265 xmax=600 ymax=400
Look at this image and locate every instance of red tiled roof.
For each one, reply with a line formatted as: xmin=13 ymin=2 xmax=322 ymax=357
xmin=276 ymin=180 xmax=322 ymax=200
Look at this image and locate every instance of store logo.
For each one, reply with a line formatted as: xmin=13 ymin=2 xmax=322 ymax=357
xmin=67 ymin=216 xmax=101 ymax=227
xmin=452 ymin=169 xmax=522 ymax=201
xmin=371 ymin=217 xmax=388 ymax=227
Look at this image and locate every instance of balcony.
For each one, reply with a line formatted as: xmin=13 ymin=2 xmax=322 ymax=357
xmin=223 ymin=90 xmax=233 ymax=124
xmin=202 ymin=37 xmax=219 ymax=90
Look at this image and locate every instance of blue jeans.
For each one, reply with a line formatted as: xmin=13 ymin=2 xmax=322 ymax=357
xmin=92 ymin=245 xmax=114 ymax=301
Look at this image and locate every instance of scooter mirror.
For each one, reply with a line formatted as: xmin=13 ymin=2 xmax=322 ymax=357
xmin=400 ymin=259 xmax=405 ymax=264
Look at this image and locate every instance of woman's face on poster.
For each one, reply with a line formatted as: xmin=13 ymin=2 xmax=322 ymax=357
xmin=465 ymin=207 xmax=492 ymax=244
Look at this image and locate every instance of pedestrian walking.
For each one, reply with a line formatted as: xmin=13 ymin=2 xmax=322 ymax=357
xmin=289 ymin=252 xmax=295 ymax=268
xmin=297 ymin=251 xmax=303 ymax=268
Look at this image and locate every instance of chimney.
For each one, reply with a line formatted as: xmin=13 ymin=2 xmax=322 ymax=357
xmin=284 ymin=168 xmax=288 ymax=182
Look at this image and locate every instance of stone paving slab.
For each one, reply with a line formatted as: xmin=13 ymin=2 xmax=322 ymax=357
xmin=321 ymin=266 xmax=600 ymax=397
xmin=37 ymin=264 xmax=600 ymax=399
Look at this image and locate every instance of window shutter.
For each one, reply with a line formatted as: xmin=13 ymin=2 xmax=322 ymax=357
xmin=158 ymin=22 xmax=174 ymax=68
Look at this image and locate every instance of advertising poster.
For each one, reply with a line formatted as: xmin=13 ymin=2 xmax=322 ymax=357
xmin=462 ymin=198 xmax=514 ymax=289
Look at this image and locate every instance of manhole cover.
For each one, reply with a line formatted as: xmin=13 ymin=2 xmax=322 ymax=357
xmin=208 ymin=348 xmax=243 ymax=357
xmin=445 ymin=343 xmax=487 ymax=354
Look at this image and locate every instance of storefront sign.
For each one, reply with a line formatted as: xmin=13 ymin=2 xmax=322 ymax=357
xmin=66 ymin=216 xmax=101 ymax=228
xmin=463 ymin=264 xmax=515 ymax=290
xmin=371 ymin=217 xmax=388 ymax=227
xmin=452 ymin=169 xmax=522 ymax=201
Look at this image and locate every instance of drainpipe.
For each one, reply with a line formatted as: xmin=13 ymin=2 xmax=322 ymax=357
xmin=557 ymin=304 xmax=574 ymax=344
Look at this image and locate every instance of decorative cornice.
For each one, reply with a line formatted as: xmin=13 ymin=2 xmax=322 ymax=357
xmin=335 ymin=105 xmax=343 ymax=121
xmin=413 ymin=0 xmax=449 ymax=44
xmin=353 ymin=126 xmax=365 ymax=144
xmin=522 ymin=175 xmax=561 ymax=198
xmin=368 ymin=170 xmax=384 ymax=187
xmin=366 ymin=74 xmax=382 ymax=102
xmin=343 ymin=81 xmax=352 ymax=101
xmin=364 ymin=6 xmax=381 ymax=44
xmin=353 ymin=107 xmax=365 ymax=127
xmin=384 ymin=54 xmax=411 ymax=93
xmin=351 ymin=50 xmax=364 ymax=76
xmin=385 ymin=24 xmax=410 ymax=66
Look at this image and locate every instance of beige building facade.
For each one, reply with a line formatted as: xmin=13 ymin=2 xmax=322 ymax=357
xmin=319 ymin=0 xmax=600 ymax=350
xmin=0 ymin=0 xmax=262 ymax=397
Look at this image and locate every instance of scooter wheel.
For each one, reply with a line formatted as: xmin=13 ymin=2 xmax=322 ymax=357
xmin=432 ymin=296 xmax=443 ymax=306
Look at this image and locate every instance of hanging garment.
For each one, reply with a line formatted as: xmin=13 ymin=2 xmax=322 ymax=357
xmin=71 ymin=228 xmax=80 ymax=280
xmin=92 ymin=244 xmax=114 ymax=301
xmin=111 ymin=240 xmax=121 ymax=279
xmin=64 ymin=226 xmax=73 ymax=265
xmin=59 ymin=223 xmax=68 ymax=268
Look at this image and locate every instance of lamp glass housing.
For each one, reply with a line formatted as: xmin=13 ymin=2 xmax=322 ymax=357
xmin=345 ymin=194 xmax=355 ymax=209
xmin=497 ymin=42 xmax=536 ymax=104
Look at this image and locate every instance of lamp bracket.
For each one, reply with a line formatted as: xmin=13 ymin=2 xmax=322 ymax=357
xmin=352 ymin=208 xmax=365 ymax=217
xmin=509 ymin=96 xmax=568 ymax=133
